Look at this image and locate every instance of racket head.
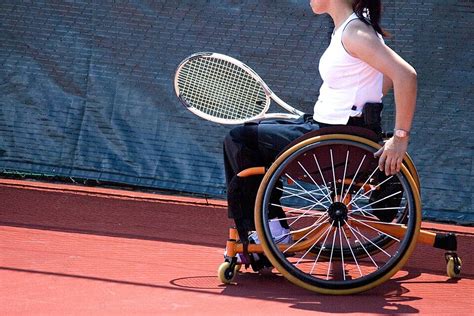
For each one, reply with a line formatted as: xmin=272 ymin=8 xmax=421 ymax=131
xmin=174 ymin=52 xmax=271 ymax=125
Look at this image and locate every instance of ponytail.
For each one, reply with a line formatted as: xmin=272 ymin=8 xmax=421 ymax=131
xmin=352 ymin=0 xmax=389 ymax=37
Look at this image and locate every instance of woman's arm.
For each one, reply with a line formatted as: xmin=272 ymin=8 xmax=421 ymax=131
xmin=382 ymin=75 xmax=393 ymax=97
xmin=342 ymin=20 xmax=418 ymax=176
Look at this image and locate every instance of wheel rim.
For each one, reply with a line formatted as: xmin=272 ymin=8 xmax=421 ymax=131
xmin=255 ymin=135 xmax=421 ymax=293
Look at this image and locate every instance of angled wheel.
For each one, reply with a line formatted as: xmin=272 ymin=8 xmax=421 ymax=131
xmin=255 ymin=134 xmax=421 ymax=295
xmin=446 ymin=254 xmax=462 ymax=278
xmin=218 ymin=261 xmax=239 ymax=284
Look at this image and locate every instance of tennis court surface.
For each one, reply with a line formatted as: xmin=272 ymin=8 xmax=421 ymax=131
xmin=1 ymin=179 xmax=473 ymax=315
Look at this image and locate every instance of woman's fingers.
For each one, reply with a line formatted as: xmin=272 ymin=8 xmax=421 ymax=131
xmin=390 ymin=157 xmax=398 ymax=175
xmin=378 ymin=154 xmax=385 ymax=172
xmin=381 ymin=152 xmax=403 ymax=176
xmin=396 ymin=157 xmax=403 ymax=173
xmin=374 ymin=146 xmax=384 ymax=158
xmin=376 ymin=137 xmax=408 ymax=175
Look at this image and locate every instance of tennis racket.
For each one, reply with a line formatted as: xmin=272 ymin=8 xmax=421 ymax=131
xmin=174 ymin=52 xmax=304 ymax=125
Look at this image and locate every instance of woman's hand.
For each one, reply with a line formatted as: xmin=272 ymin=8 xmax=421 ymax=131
xmin=374 ymin=136 xmax=409 ymax=176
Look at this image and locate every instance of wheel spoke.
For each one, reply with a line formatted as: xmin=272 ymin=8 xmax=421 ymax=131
xmin=281 ymin=187 xmax=327 ymax=200
xmin=339 ymin=150 xmax=350 ymax=202
xmin=341 ymin=224 xmax=363 ymax=277
xmin=344 ymin=219 xmax=379 ymax=268
xmin=285 ymin=173 xmax=330 ymax=209
xmin=349 ymin=216 xmax=400 ymax=242
xmin=270 ymin=202 xmax=325 ymax=215
xmin=284 ymin=213 xmax=329 ymax=254
xmin=309 ymin=225 xmax=334 ymax=274
xmin=276 ymin=193 xmax=330 ymax=226
xmin=342 ymin=154 xmax=367 ymax=203
xmin=351 ymin=190 xmax=403 ymax=212
xmin=297 ymin=161 xmax=333 ymax=205
xmin=350 ymin=217 xmax=407 ymax=242
xmin=349 ymin=206 xmax=405 ymax=216
xmin=282 ymin=213 xmax=325 ymax=222
xmin=350 ymin=166 xmax=380 ymax=204
xmin=277 ymin=185 xmax=325 ymax=206
xmin=295 ymin=223 xmax=332 ymax=265
xmin=326 ymin=225 xmax=338 ymax=280
xmin=330 ymin=149 xmax=338 ymax=201
xmin=351 ymin=175 xmax=396 ymax=206
xmin=349 ymin=200 xmax=381 ymax=219
xmin=338 ymin=221 xmax=346 ymax=280
xmin=347 ymin=220 xmax=393 ymax=257
xmin=314 ymin=154 xmax=334 ymax=204
xmin=279 ymin=186 xmax=331 ymax=209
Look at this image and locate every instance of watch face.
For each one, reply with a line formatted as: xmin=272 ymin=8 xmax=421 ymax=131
xmin=395 ymin=130 xmax=408 ymax=138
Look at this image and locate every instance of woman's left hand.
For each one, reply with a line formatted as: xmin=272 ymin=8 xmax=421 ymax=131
xmin=374 ymin=136 xmax=409 ymax=176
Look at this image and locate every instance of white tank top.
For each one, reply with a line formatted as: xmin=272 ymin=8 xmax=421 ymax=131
xmin=313 ymin=13 xmax=384 ymax=125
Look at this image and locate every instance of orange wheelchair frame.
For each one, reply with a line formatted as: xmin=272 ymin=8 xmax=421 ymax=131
xmin=218 ymin=127 xmax=462 ymax=295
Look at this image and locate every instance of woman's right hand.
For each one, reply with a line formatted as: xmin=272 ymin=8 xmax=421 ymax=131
xmin=374 ymin=136 xmax=409 ymax=176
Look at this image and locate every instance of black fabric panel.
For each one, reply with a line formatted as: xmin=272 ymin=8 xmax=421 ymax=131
xmin=0 ymin=1 xmax=472 ymax=223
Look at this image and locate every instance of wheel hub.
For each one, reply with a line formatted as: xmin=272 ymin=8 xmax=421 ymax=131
xmin=328 ymin=202 xmax=348 ymax=227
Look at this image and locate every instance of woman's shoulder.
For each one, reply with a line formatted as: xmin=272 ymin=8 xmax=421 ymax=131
xmin=343 ymin=18 xmax=380 ymax=39
xmin=341 ymin=18 xmax=384 ymax=57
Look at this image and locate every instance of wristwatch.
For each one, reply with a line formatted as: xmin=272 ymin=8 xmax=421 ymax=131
xmin=394 ymin=129 xmax=410 ymax=138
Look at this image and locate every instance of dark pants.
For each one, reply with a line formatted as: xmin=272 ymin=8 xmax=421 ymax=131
xmin=223 ymin=114 xmax=369 ymax=237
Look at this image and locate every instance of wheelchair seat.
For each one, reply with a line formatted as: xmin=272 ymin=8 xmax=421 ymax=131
xmin=277 ymin=125 xmax=382 ymax=160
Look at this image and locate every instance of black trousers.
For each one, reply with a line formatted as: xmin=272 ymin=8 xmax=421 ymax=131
xmin=223 ymin=114 xmax=368 ymax=236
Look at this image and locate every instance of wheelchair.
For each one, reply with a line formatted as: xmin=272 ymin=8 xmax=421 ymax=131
xmin=218 ymin=125 xmax=462 ymax=295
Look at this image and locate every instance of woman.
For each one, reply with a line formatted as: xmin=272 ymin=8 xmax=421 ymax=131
xmin=224 ymin=0 xmax=417 ymax=250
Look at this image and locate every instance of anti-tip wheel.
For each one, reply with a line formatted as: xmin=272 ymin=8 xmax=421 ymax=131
xmin=446 ymin=255 xmax=462 ymax=278
xmin=218 ymin=261 xmax=239 ymax=284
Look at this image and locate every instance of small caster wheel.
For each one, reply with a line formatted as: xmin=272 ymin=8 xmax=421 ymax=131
xmin=218 ymin=261 xmax=239 ymax=284
xmin=446 ymin=254 xmax=462 ymax=278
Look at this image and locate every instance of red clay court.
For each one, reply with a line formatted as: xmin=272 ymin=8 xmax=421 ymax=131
xmin=1 ymin=179 xmax=473 ymax=315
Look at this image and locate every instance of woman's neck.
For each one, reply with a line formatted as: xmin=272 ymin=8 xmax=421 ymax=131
xmin=328 ymin=4 xmax=354 ymax=32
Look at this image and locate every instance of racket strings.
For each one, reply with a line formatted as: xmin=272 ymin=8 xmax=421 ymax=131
xmin=181 ymin=58 xmax=263 ymax=119
xmin=177 ymin=57 xmax=268 ymax=120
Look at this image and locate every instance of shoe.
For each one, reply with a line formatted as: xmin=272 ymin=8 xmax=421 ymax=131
xmin=225 ymin=221 xmax=292 ymax=267
xmin=248 ymin=220 xmax=292 ymax=245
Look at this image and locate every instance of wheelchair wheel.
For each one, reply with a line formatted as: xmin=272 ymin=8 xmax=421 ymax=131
xmin=404 ymin=153 xmax=421 ymax=195
xmin=255 ymin=134 xmax=421 ymax=295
